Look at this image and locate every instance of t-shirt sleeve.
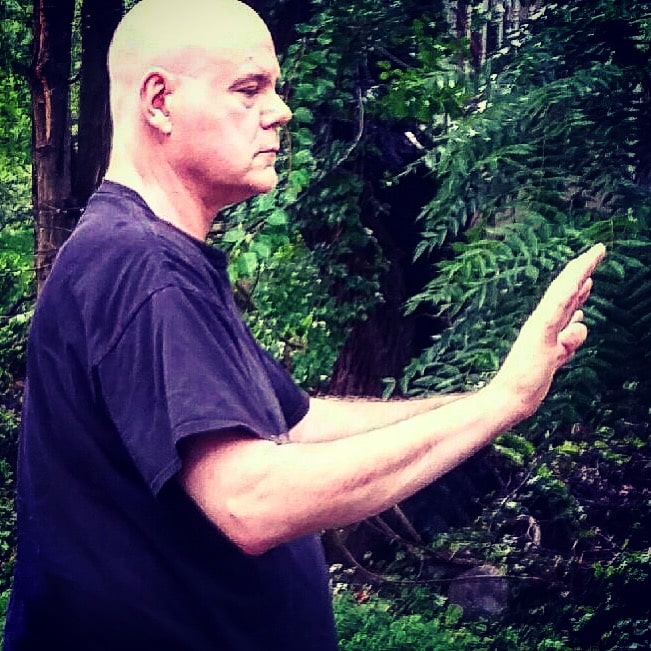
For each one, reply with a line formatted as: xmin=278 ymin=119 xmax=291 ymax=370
xmin=97 ymin=285 xmax=309 ymax=494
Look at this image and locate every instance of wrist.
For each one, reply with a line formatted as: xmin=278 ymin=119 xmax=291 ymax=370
xmin=479 ymin=381 xmax=531 ymax=430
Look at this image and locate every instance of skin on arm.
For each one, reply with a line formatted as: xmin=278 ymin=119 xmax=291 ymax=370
xmin=179 ymin=244 xmax=606 ymax=556
xmin=289 ymin=393 xmax=467 ymax=443
xmin=292 ymin=242 xmax=605 ymax=443
xmin=180 ymin=388 xmax=515 ymax=555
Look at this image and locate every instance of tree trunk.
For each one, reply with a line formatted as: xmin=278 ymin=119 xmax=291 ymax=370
xmin=74 ymin=0 xmax=123 ymax=206
xmin=327 ymin=264 xmax=414 ymax=398
xmin=31 ymin=0 xmax=75 ymax=293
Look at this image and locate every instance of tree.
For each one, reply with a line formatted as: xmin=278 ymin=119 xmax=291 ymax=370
xmin=224 ymin=0 xmax=463 ymax=396
xmin=31 ymin=0 xmax=122 ymax=292
xmin=74 ymin=0 xmax=123 ymax=204
xmin=3 ymin=0 xmax=650 ymax=645
xmin=390 ymin=1 xmax=651 ymax=647
xmin=0 ymin=0 xmax=122 ymax=634
xmin=224 ymin=1 xmax=651 ymax=645
xmin=31 ymin=0 xmax=76 ymax=292
xmin=0 ymin=0 xmax=34 ymax=634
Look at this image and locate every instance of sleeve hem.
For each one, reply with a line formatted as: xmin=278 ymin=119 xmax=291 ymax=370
xmin=150 ymin=418 xmax=283 ymax=495
xmin=284 ymin=390 xmax=310 ymax=430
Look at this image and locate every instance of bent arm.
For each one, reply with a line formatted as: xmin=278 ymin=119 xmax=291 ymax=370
xmin=179 ymin=244 xmax=605 ymax=556
xmin=179 ymin=386 xmax=513 ymax=556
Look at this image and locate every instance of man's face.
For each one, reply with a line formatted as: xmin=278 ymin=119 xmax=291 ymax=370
xmin=167 ymin=31 xmax=292 ymax=210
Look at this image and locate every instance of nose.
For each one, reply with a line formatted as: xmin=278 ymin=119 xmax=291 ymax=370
xmin=262 ymin=91 xmax=292 ymax=129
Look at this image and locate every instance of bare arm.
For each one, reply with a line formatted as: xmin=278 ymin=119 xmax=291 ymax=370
xmin=289 ymin=393 xmax=467 ymax=443
xmin=179 ymin=387 xmax=512 ymax=555
xmin=179 ymin=244 xmax=606 ymax=556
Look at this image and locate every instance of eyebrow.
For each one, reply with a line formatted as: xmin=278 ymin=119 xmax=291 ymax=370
xmin=232 ymin=59 xmax=282 ymax=82
xmin=229 ymin=70 xmax=283 ymax=90
xmin=231 ymin=73 xmax=269 ymax=85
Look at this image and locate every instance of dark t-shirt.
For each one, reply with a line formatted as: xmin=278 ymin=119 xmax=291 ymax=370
xmin=4 ymin=182 xmax=338 ymax=650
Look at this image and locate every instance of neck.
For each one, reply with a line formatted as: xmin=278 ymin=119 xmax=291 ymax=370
xmin=105 ymin=147 xmax=217 ymax=241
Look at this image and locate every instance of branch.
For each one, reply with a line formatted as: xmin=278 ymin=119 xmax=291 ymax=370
xmin=0 ymin=292 xmax=35 ymax=321
xmin=280 ymin=82 xmax=366 ymax=214
xmin=362 ymin=517 xmax=477 ymax=568
xmin=391 ymin=504 xmax=424 ymax=544
xmin=374 ymin=46 xmax=412 ymax=70
xmin=326 ymin=528 xmax=546 ymax=588
xmin=325 ymin=84 xmax=365 ymax=176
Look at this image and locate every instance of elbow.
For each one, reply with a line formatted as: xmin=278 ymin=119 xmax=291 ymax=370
xmin=177 ymin=434 xmax=298 ymax=555
xmin=218 ymin=494 xmax=285 ymax=556
xmin=236 ymin=536 xmax=275 ymax=557
xmin=220 ymin=527 xmax=283 ymax=556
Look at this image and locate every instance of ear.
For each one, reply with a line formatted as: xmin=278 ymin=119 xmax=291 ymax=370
xmin=140 ymin=69 xmax=173 ymax=136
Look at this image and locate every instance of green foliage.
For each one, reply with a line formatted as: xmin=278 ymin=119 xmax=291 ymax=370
xmin=0 ymin=1 xmax=31 ymax=74
xmin=373 ymin=18 xmax=468 ymax=123
xmin=374 ymin=2 xmax=651 ymax=648
xmin=0 ymin=0 xmax=649 ymax=647
xmin=401 ymin=0 xmax=651 ymax=431
xmin=334 ymin=588 xmax=484 ymax=651
xmin=0 ymin=1 xmax=32 ymax=635
xmin=0 ymin=227 xmax=32 ymax=307
xmin=0 ymin=1 xmax=31 ymax=228
xmin=0 ymin=227 xmax=30 ymax=634
xmin=231 ymin=236 xmax=348 ymax=389
xmin=572 ymin=550 xmax=651 ymax=649
xmin=334 ymin=585 xmax=583 ymax=651
xmin=217 ymin=0 xmax=464 ymax=388
xmin=0 ymin=73 xmax=30 ymax=226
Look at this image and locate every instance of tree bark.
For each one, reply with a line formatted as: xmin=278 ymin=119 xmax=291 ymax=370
xmin=327 ymin=264 xmax=415 ymax=398
xmin=74 ymin=0 xmax=123 ymax=206
xmin=31 ymin=0 xmax=75 ymax=293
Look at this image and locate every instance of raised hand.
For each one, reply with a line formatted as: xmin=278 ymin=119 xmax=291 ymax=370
xmin=490 ymin=243 xmax=607 ymax=421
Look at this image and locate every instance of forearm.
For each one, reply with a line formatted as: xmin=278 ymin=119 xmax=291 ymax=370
xmin=180 ymin=243 xmax=606 ymax=556
xmin=180 ymin=384 xmax=514 ymax=555
xmin=289 ymin=393 xmax=468 ymax=443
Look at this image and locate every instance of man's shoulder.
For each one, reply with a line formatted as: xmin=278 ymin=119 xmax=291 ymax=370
xmin=53 ymin=182 xmax=213 ymax=293
xmin=35 ymin=183 xmax=220 ymax=352
xmin=67 ymin=182 xmax=162 ymax=260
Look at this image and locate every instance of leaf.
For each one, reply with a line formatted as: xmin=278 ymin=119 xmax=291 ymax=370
xmin=267 ymin=209 xmax=288 ymax=227
xmin=238 ymin=252 xmax=258 ymax=277
xmin=221 ymin=227 xmax=246 ymax=244
xmin=292 ymin=106 xmax=314 ymax=124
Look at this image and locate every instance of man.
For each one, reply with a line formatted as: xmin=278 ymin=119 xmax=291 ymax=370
xmin=4 ymin=0 xmax=605 ymax=649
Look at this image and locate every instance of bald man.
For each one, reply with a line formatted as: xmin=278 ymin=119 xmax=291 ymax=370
xmin=4 ymin=0 xmax=605 ymax=649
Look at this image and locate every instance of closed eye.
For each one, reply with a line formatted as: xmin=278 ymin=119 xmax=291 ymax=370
xmin=230 ymin=71 xmax=279 ymax=99
xmin=238 ymin=85 xmax=260 ymax=97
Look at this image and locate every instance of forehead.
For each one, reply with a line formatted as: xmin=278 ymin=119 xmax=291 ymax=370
xmin=110 ymin=0 xmax=278 ymax=79
xmin=175 ymin=39 xmax=281 ymax=89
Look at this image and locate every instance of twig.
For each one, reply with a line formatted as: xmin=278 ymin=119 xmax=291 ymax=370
xmin=391 ymin=505 xmax=424 ymax=544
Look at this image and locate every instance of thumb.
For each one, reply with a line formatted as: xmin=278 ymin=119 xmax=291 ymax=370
xmin=558 ymin=320 xmax=588 ymax=360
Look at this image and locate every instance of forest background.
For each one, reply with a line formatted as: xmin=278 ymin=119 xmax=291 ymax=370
xmin=0 ymin=0 xmax=650 ymax=648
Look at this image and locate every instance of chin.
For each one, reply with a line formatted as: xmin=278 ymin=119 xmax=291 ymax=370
xmin=213 ymin=170 xmax=279 ymax=209
xmin=227 ymin=182 xmax=278 ymax=208
xmin=247 ymin=172 xmax=279 ymax=197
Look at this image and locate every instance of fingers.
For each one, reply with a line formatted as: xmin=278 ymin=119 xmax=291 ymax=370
xmin=559 ymin=320 xmax=588 ymax=360
xmin=551 ymin=244 xmax=605 ymax=299
xmin=564 ymin=244 xmax=605 ymax=312
xmin=582 ymin=242 xmax=607 ymax=277
xmin=577 ymin=277 xmax=593 ymax=304
xmin=535 ymin=245 xmax=605 ymax=340
xmin=492 ymin=245 xmax=605 ymax=416
xmin=559 ymin=245 xmax=606 ymax=292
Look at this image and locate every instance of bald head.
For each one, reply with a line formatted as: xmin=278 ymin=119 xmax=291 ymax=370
xmin=105 ymin=0 xmax=291 ymax=229
xmin=108 ymin=0 xmax=273 ymax=125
